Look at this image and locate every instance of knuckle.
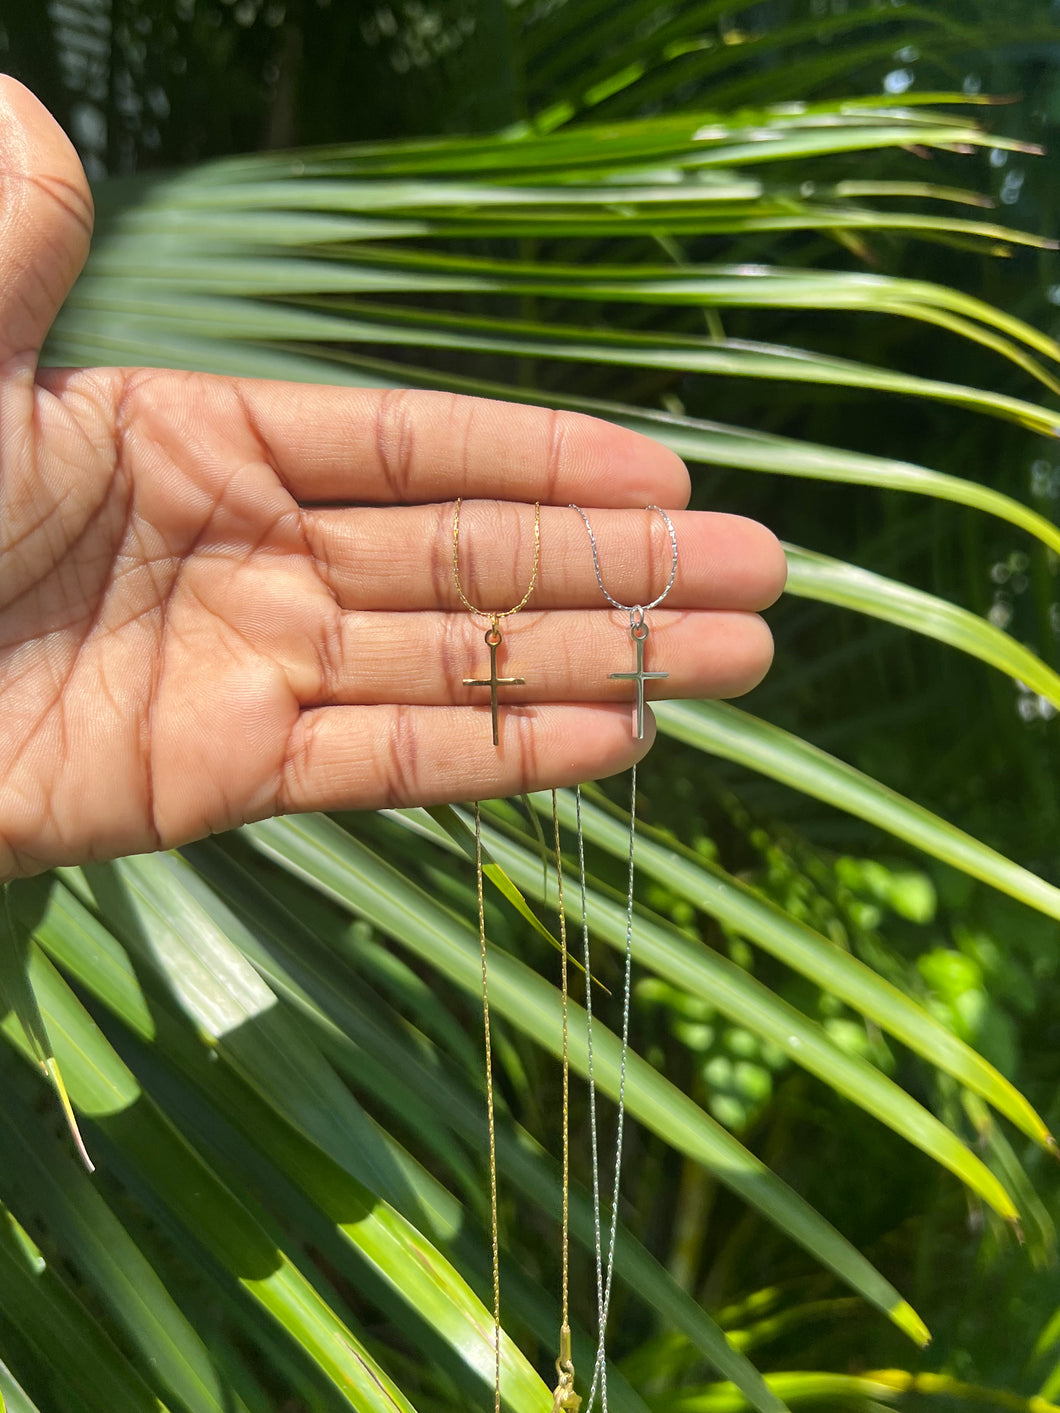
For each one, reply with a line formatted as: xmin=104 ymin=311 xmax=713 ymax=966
xmin=314 ymin=609 xmax=345 ymax=700
xmin=544 ymin=407 xmax=570 ymax=503
xmin=507 ymin=706 xmax=542 ymax=789
xmin=441 ymin=612 xmax=475 ymax=702
xmin=431 ymin=500 xmax=456 ymax=610
xmin=381 ymin=703 xmax=420 ymax=804
xmin=280 ymin=711 xmax=318 ymax=808
xmin=455 ymin=499 xmax=537 ymax=611
xmin=374 ymin=388 xmax=417 ymax=500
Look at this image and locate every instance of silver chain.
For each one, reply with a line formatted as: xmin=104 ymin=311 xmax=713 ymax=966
xmin=569 ymin=504 xmax=678 ymax=616
xmin=577 ymin=773 xmax=637 ymax=1413
xmin=571 ymin=503 xmax=675 ymax=1408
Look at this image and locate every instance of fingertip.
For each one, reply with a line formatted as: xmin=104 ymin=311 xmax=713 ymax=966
xmin=567 ymin=410 xmax=691 ymax=510
xmin=0 ymin=75 xmax=94 ymax=367
xmin=720 ymin=614 xmax=775 ymax=698
xmin=720 ymin=517 xmax=788 ymax=610
xmin=756 ymin=524 xmax=788 ymax=608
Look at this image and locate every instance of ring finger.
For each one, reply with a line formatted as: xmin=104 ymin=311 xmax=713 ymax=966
xmin=307 ymin=608 xmax=774 ymax=706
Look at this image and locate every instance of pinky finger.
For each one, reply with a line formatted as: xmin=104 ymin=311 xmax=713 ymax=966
xmin=278 ymin=703 xmax=654 ymax=814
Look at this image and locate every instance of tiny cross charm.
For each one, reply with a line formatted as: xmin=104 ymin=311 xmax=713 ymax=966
xmin=610 ymin=621 xmax=667 ymax=739
xmin=551 ymin=1382 xmax=581 ymax=1413
xmin=463 ymin=624 xmax=525 ymax=747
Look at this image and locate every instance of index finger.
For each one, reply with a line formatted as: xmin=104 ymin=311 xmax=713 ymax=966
xmin=228 ymin=383 xmax=692 ymax=507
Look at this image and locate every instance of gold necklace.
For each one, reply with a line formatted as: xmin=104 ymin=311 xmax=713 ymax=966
xmin=455 ymin=499 xmax=545 ymax=1412
xmin=550 ymin=790 xmax=580 ymax=1413
xmin=452 ymin=499 xmax=541 ymax=747
xmin=473 ymin=799 xmax=503 ymax=1413
xmin=474 ymin=792 xmax=580 ymax=1413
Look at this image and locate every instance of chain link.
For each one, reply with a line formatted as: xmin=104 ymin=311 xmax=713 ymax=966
xmin=568 ymin=505 xmax=678 ymax=615
xmin=475 ymin=801 xmax=503 ymax=1413
xmin=578 ymin=773 xmax=636 ymax=1413
xmin=452 ymin=498 xmax=541 ymax=622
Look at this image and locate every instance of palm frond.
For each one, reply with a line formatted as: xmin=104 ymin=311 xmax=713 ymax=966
xmin=7 ymin=7 xmax=1059 ymax=1410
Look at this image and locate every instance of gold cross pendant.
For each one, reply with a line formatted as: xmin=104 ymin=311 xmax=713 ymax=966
xmin=609 ymin=621 xmax=667 ymax=740
xmin=551 ymin=1381 xmax=581 ymax=1413
xmin=551 ymin=1327 xmax=580 ymax=1413
xmin=463 ymin=623 xmax=525 ymax=747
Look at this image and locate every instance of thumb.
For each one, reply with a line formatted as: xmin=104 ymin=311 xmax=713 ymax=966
xmin=0 ymin=76 xmax=92 ymax=373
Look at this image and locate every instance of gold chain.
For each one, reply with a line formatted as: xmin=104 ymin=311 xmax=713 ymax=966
xmin=477 ymin=791 xmax=580 ymax=1413
xmin=551 ymin=789 xmax=580 ymax=1413
xmin=475 ymin=801 xmax=502 ymax=1413
xmin=452 ymin=499 xmax=542 ymax=624
xmin=553 ymin=789 xmax=570 ymax=1330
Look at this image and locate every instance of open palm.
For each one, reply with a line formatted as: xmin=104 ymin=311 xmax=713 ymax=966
xmin=0 ymin=78 xmax=784 ymax=878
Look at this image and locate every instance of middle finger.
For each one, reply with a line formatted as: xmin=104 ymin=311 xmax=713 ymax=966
xmin=301 ymin=503 xmax=786 ymax=614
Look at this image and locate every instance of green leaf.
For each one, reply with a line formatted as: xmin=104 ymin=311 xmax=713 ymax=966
xmin=0 ymin=944 xmax=419 ymax=1413
xmin=38 ymin=867 xmax=555 ymax=1413
xmin=0 ymin=1357 xmax=40 ymax=1413
xmin=652 ymin=1369 xmax=1060 ymax=1413
xmin=182 ymin=838 xmax=777 ymax=1408
xmin=130 ymin=1011 xmax=554 ymax=1413
xmin=69 ymin=249 xmax=1060 ymax=392
xmin=0 ymin=1067 xmax=231 ymax=1413
xmin=464 ymin=814 xmax=1021 ymax=1224
xmin=56 ymin=290 xmax=1060 ymax=438
xmin=655 ymin=702 xmax=1060 ymax=927
xmin=0 ymin=884 xmax=93 ymax=1171
xmin=536 ymin=788 xmax=1051 ymax=1151
xmin=423 ymin=804 xmax=568 ymax=959
xmin=74 ymin=854 xmax=437 ymax=1220
xmin=244 ymin=811 xmax=931 ymax=1347
xmin=0 ymin=1189 xmax=168 ymax=1413
xmin=783 ymin=546 xmax=1060 ymax=713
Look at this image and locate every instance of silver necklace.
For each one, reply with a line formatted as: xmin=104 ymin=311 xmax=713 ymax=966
xmin=571 ymin=505 xmax=678 ymax=740
xmin=569 ymin=505 xmax=678 ymax=1412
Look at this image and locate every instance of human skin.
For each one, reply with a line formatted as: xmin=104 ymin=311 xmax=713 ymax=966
xmin=0 ymin=77 xmax=786 ymax=880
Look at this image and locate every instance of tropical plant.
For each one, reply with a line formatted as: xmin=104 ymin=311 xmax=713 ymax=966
xmin=2 ymin=2 xmax=1060 ymax=1412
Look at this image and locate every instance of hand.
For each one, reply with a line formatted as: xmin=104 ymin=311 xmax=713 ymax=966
xmin=0 ymin=77 xmax=785 ymax=879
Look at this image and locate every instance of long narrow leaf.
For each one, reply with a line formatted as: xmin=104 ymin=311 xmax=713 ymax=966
xmin=0 ymin=1191 xmax=167 ymax=1413
xmin=784 ymin=546 xmax=1060 ymax=713
xmin=655 ymin=702 xmax=1060 ymax=925
xmin=1 ymin=946 xmax=419 ymax=1413
xmin=0 ymin=1074 xmax=230 ymax=1413
xmin=183 ymin=838 xmax=784 ymax=1412
xmin=465 ymin=816 xmax=1020 ymax=1222
xmin=244 ymin=810 xmax=931 ymax=1347
xmin=0 ymin=1356 xmax=43 ymax=1413
xmin=530 ymin=788 xmax=1051 ymax=1150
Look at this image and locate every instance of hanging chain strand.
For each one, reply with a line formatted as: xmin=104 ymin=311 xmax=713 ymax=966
xmin=475 ymin=801 xmax=502 ymax=1413
xmin=576 ymin=785 xmax=606 ymax=1403
xmin=564 ymin=504 xmax=674 ymax=1407
xmin=582 ymin=769 xmax=637 ymax=1413
xmin=553 ymin=789 xmax=571 ymax=1334
xmin=551 ymin=790 xmax=579 ymax=1413
xmin=568 ymin=505 xmax=677 ymax=614
xmin=452 ymin=499 xmax=542 ymax=620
